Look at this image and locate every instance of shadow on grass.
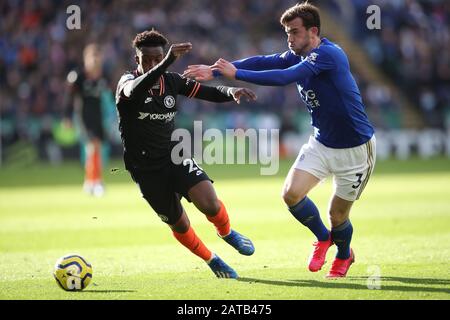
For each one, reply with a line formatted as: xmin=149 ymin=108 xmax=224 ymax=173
xmin=82 ymin=290 xmax=137 ymax=293
xmin=347 ymin=276 xmax=450 ymax=286
xmin=237 ymin=276 xmax=450 ymax=294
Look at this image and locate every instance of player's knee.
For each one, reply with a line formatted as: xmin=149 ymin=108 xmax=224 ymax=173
xmin=282 ymin=186 xmax=306 ymax=207
xmin=329 ymin=209 xmax=348 ymax=227
xmin=170 ymin=215 xmax=190 ymax=233
xmin=197 ymin=197 xmax=220 ymax=216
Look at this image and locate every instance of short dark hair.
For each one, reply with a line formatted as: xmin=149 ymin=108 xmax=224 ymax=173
xmin=132 ymin=29 xmax=169 ymax=50
xmin=280 ymin=2 xmax=321 ymax=35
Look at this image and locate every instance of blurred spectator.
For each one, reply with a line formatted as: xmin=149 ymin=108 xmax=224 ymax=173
xmin=325 ymin=0 xmax=450 ymax=128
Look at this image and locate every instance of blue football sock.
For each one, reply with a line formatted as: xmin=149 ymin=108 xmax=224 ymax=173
xmin=288 ymin=197 xmax=330 ymax=241
xmin=331 ymin=220 xmax=353 ymax=259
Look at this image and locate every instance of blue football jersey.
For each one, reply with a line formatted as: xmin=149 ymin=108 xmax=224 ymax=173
xmin=233 ymin=38 xmax=374 ymax=148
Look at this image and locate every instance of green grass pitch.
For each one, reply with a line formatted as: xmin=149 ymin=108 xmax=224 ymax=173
xmin=0 ymin=158 xmax=449 ymax=300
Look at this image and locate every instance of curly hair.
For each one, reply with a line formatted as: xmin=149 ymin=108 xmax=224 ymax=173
xmin=132 ymin=29 xmax=169 ymax=50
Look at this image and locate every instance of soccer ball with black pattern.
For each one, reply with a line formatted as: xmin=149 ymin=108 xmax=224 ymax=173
xmin=53 ymin=254 xmax=93 ymax=291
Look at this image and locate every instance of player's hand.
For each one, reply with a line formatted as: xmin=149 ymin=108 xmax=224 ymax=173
xmin=230 ymin=87 xmax=257 ymax=104
xmin=211 ymin=58 xmax=237 ymax=80
xmin=167 ymin=43 xmax=192 ymax=59
xmin=182 ymin=64 xmax=214 ymax=82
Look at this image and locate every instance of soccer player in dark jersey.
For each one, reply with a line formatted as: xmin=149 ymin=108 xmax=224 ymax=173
xmin=64 ymin=44 xmax=109 ymax=197
xmin=184 ymin=3 xmax=376 ymax=278
xmin=115 ymin=30 xmax=257 ymax=278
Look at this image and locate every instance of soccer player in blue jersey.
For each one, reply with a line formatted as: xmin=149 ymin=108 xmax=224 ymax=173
xmin=184 ymin=2 xmax=376 ymax=278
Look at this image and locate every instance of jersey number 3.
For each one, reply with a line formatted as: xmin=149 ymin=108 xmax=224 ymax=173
xmin=352 ymin=173 xmax=363 ymax=189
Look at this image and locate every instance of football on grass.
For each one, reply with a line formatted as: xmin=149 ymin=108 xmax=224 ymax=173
xmin=53 ymin=254 xmax=93 ymax=291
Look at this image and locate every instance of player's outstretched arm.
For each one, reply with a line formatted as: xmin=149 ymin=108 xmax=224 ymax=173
xmin=211 ymin=58 xmax=316 ymax=86
xmin=182 ymin=52 xmax=296 ymax=82
xmin=231 ymin=52 xmax=297 ymax=71
xmin=122 ymin=43 xmax=192 ymax=99
xmin=193 ymin=85 xmax=257 ymax=104
xmin=182 ymin=64 xmax=214 ymax=82
xmin=178 ymin=75 xmax=256 ymax=104
xmin=177 ymin=73 xmax=256 ymax=104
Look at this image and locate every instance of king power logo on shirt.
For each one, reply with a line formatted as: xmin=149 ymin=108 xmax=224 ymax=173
xmin=298 ymin=85 xmax=320 ymax=109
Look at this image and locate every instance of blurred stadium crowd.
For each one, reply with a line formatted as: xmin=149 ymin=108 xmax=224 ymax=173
xmin=0 ymin=0 xmax=449 ymax=163
xmin=325 ymin=0 xmax=450 ymax=129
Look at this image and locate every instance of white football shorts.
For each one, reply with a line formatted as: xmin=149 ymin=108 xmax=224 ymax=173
xmin=293 ymin=135 xmax=376 ymax=201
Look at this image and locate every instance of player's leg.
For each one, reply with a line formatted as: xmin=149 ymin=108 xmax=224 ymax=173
xmin=169 ymin=202 xmax=237 ymax=279
xmin=83 ymin=139 xmax=98 ymax=192
xmin=282 ymin=168 xmax=333 ymax=271
xmin=173 ymin=158 xmax=254 ymax=256
xmin=329 ymin=194 xmax=353 ymax=229
xmin=329 ymin=195 xmax=354 ymax=259
xmin=326 ymin=194 xmax=355 ymax=278
xmin=282 ymin=156 xmax=330 ymax=242
xmin=283 ymin=138 xmax=333 ymax=272
xmin=187 ymin=180 xmax=255 ymax=256
xmin=168 ymin=203 xmax=238 ymax=278
xmin=82 ymin=109 xmax=105 ymax=196
xmin=85 ymin=138 xmax=103 ymax=194
xmin=170 ymin=197 xmax=238 ymax=279
xmin=80 ymin=104 xmax=103 ymax=193
xmin=187 ymin=180 xmax=225 ymax=231
xmin=130 ymin=168 xmax=237 ymax=278
xmin=326 ymin=136 xmax=376 ymax=278
xmin=170 ymin=205 xmax=213 ymax=263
